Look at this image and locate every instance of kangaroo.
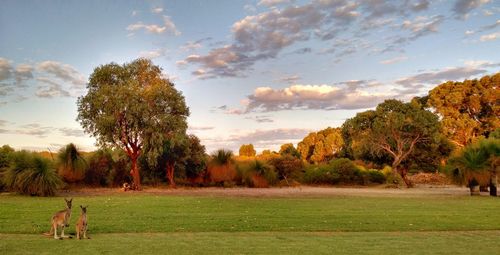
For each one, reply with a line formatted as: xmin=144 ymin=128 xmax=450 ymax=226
xmin=43 ymin=198 xmax=72 ymax=239
xmin=75 ymin=205 xmax=90 ymax=240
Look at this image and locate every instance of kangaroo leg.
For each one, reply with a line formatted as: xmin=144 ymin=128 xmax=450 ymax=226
xmin=60 ymin=225 xmax=67 ymax=238
xmin=76 ymin=227 xmax=80 ymax=240
xmin=53 ymin=224 xmax=61 ymax=240
xmin=84 ymin=227 xmax=89 ymax=239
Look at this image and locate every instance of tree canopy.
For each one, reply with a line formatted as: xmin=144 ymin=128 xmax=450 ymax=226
xmin=425 ymin=73 xmax=499 ymax=147
xmin=342 ymin=99 xmax=441 ymax=186
xmin=77 ymin=58 xmax=189 ymax=189
xmin=297 ymin=127 xmax=343 ymax=163
xmin=239 ymin=144 xmax=256 ymax=157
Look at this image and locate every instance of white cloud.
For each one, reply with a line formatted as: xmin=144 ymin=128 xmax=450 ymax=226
xmin=258 ymin=0 xmax=293 ymax=7
xmin=127 ymin=16 xmax=180 ymax=36
xmin=35 ymin=77 xmax=71 ymax=98
xmin=453 ymin=0 xmax=491 ymax=19
xmin=37 ymin=61 xmax=86 ymax=88
xmin=480 ymin=32 xmax=500 ymax=41
xmin=0 ymin=58 xmax=13 ymax=81
xmin=243 ymin=84 xmax=392 ymax=112
xmin=152 ymin=7 xmax=163 ymax=14
xmin=138 ymin=49 xmax=166 ymax=59
xmin=380 ymin=56 xmax=408 ymax=65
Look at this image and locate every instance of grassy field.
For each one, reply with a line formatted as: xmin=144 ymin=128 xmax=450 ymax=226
xmin=0 ymin=190 xmax=499 ymax=254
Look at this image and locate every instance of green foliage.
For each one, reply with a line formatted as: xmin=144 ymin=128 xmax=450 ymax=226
xmin=268 ymin=155 xmax=303 ymax=182
xmin=184 ymin=135 xmax=207 ymax=179
xmin=57 ymin=143 xmax=86 ymax=182
xmin=77 ymin=58 xmax=189 ymax=189
xmin=235 ymin=160 xmax=277 ymax=187
xmin=297 ymin=127 xmax=343 ymax=163
xmin=365 ymin=169 xmax=386 ymax=184
xmin=84 ymin=149 xmax=114 ymax=186
xmin=0 ymin=145 xmax=15 ymax=191
xmin=426 ymin=73 xmax=500 ymax=147
xmin=303 ymin=158 xmax=385 ymax=185
xmin=211 ymin=149 xmax=233 ymax=166
xmin=3 ymin=151 xmax=62 ymax=196
xmin=446 ymin=137 xmax=499 ymax=186
xmin=279 ymin=143 xmax=301 ymax=158
xmin=342 ymin=99 xmax=442 ymax=186
xmin=239 ymin=144 xmax=256 ymax=157
xmin=303 ymin=164 xmax=341 ymax=184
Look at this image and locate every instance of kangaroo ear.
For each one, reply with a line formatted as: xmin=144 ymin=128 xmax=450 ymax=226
xmin=69 ymin=198 xmax=73 ymax=202
xmin=64 ymin=198 xmax=68 ymax=202
xmin=80 ymin=205 xmax=83 ymax=209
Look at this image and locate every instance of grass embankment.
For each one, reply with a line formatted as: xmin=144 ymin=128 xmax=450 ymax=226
xmin=0 ymin=192 xmax=499 ymax=254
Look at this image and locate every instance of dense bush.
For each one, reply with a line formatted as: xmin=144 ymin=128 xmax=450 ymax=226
xmin=302 ymin=158 xmax=384 ymax=185
xmin=207 ymin=149 xmax=236 ymax=184
xmin=3 ymin=151 xmax=62 ymax=196
xmin=0 ymin=145 xmax=15 ymax=191
xmin=84 ymin=149 xmax=114 ymax=186
xmin=57 ymin=143 xmax=86 ymax=183
xmin=236 ymin=160 xmax=277 ymax=187
xmin=268 ymin=155 xmax=303 ymax=185
xmin=303 ymin=164 xmax=341 ymax=184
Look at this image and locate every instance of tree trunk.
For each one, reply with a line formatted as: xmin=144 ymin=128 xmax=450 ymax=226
xmin=166 ymin=161 xmax=176 ymax=188
xmin=399 ymin=168 xmax=413 ymax=188
xmin=490 ymin=172 xmax=497 ymax=197
xmin=130 ymin=155 xmax=141 ymax=190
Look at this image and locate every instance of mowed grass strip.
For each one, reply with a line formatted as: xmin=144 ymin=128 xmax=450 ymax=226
xmin=1 ymin=231 xmax=500 ymax=255
xmin=0 ymin=194 xmax=499 ymax=234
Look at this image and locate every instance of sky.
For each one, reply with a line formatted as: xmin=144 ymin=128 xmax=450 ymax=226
xmin=0 ymin=0 xmax=499 ymax=154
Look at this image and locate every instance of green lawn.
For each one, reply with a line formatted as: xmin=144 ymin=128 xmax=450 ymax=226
xmin=0 ymin=192 xmax=499 ymax=254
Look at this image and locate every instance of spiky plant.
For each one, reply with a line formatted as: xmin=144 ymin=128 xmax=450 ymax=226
xmin=58 ymin=143 xmax=86 ymax=182
xmin=446 ymin=137 xmax=499 ymax=195
xmin=4 ymin=151 xmax=62 ymax=196
xmin=211 ymin=149 xmax=233 ymax=166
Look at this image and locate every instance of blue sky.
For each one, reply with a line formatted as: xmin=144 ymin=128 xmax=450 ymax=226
xmin=0 ymin=0 xmax=499 ymax=153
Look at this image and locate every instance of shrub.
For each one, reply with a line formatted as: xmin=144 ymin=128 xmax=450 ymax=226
xmin=208 ymin=149 xmax=236 ymax=183
xmin=236 ymin=160 xmax=277 ymax=187
xmin=365 ymin=169 xmax=386 ymax=184
xmin=84 ymin=149 xmax=114 ymax=187
xmin=329 ymin=158 xmax=362 ymax=183
xmin=4 ymin=151 xmax=62 ymax=196
xmin=303 ymin=164 xmax=340 ymax=185
xmin=268 ymin=155 xmax=303 ymax=185
xmin=0 ymin=145 xmax=15 ymax=191
xmin=382 ymin=166 xmax=403 ymax=185
xmin=57 ymin=143 xmax=86 ymax=183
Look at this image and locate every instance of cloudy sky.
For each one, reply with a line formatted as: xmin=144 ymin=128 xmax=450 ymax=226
xmin=0 ymin=0 xmax=499 ymax=153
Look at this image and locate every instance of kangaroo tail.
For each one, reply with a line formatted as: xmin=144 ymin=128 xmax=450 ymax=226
xmin=42 ymin=224 xmax=54 ymax=236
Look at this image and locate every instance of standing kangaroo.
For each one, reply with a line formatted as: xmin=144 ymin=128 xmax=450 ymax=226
xmin=75 ymin=205 xmax=90 ymax=240
xmin=43 ymin=198 xmax=72 ymax=239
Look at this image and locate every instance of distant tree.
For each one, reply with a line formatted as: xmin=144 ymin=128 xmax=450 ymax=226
xmin=279 ymin=143 xmax=301 ymax=158
xmin=77 ymin=59 xmax=189 ymax=190
xmin=425 ymin=73 xmax=500 ymax=148
xmin=297 ymin=127 xmax=343 ymax=163
xmin=342 ymin=100 xmax=441 ymax=187
xmin=239 ymin=144 xmax=256 ymax=157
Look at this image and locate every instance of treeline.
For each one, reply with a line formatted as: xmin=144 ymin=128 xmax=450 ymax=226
xmin=0 ymin=59 xmax=498 ymax=196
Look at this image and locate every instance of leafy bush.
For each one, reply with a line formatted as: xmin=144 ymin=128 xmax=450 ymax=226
xmin=329 ymin=158 xmax=362 ymax=183
xmin=303 ymin=164 xmax=340 ymax=184
xmin=84 ymin=149 xmax=114 ymax=186
xmin=365 ymin=169 xmax=386 ymax=184
xmin=268 ymin=155 xmax=303 ymax=184
xmin=3 ymin=151 xmax=62 ymax=196
xmin=236 ymin=160 xmax=277 ymax=187
xmin=381 ymin=165 xmax=403 ymax=185
xmin=0 ymin=145 xmax=15 ymax=191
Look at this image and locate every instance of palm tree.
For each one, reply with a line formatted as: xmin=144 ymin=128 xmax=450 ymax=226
xmin=447 ymin=138 xmax=499 ymax=196
xmin=208 ymin=149 xmax=235 ymax=183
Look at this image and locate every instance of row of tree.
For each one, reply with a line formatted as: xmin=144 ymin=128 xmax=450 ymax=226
xmin=239 ymin=73 xmax=499 ymax=193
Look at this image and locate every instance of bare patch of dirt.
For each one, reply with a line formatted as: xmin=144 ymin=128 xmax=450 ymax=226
xmin=409 ymin=173 xmax=451 ymax=185
xmin=59 ymin=185 xmax=471 ymax=198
